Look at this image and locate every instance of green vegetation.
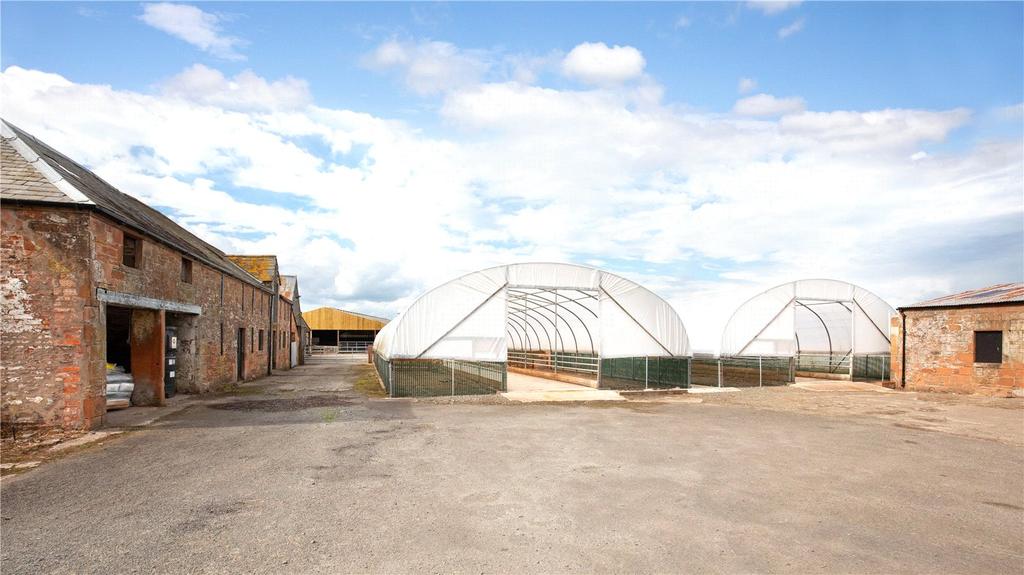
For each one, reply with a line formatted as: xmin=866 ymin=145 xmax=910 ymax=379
xmin=353 ymin=369 xmax=387 ymax=398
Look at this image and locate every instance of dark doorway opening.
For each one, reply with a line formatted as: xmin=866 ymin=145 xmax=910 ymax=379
xmin=106 ymin=305 xmax=133 ymax=373
xmin=237 ymin=327 xmax=246 ymax=381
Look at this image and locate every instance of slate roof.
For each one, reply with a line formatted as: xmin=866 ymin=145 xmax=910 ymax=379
xmin=280 ymin=275 xmax=298 ymax=300
xmin=902 ymin=283 xmax=1024 ymax=310
xmin=0 ymin=119 xmax=269 ymax=290
xmin=227 ymin=255 xmax=278 ymax=284
xmin=1 ymin=132 xmax=89 ymax=204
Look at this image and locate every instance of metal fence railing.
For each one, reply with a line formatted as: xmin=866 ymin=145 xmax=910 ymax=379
xmin=796 ymin=352 xmax=852 ymax=375
xmin=852 ymin=354 xmax=891 ymax=382
xmin=690 ymin=353 xmax=892 ymax=387
xmin=310 ymin=342 xmax=373 ymax=355
xmin=691 ymin=356 xmax=795 ymax=388
xmin=373 ymin=354 xmax=506 ymax=397
xmin=507 ymin=350 xmax=599 ymax=375
xmin=599 ymin=357 xmax=690 ymax=390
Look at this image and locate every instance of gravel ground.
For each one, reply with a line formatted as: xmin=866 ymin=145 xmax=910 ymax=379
xmin=1 ymin=356 xmax=1022 ymax=574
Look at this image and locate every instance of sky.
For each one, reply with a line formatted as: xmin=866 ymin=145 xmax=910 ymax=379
xmin=2 ymin=1 xmax=1022 ymax=352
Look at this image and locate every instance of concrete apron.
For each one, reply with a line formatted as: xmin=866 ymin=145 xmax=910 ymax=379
xmin=502 ymin=389 xmax=624 ymax=402
xmin=792 ymin=380 xmax=897 ymax=393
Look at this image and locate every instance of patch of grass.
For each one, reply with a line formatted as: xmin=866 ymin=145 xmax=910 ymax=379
xmin=320 ymin=410 xmax=337 ymax=423
xmin=219 ymin=384 xmax=264 ymax=396
xmin=354 ymin=371 xmax=387 ymax=398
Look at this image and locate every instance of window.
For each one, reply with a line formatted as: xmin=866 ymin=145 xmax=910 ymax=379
xmin=122 ymin=234 xmax=139 ymax=268
xmin=250 ymin=327 xmax=255 ymax=352
xmin=258 ymin=329 xmax=264 ymax=351
xmin=251 ymin=288 xmax=255 ymax=310
xmin=180 ymin=257 xmax=193 ymax=284
xmin=220 ymin=322 xmax=224 ymax=355
xmin=975 ymin=331 xmax=1003 ymax=363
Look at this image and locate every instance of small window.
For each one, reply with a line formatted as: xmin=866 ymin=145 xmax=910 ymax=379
xmin=258 ymin=329 xmax=264 ymax=351
xmin=122 ymin=235 xmax=139 ymax=268
xmin=220 ymin=322 xmax=224 ymax=355
xmin=250 ymin=327 xmax=255 ymax=352
xmin=975 ymin=331 xmax=1003 ymax=363
xmin=180 ymin=258 xmax=193 ymax=284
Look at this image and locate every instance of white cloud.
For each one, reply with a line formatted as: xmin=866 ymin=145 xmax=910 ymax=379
xmin=747 ymin=1 xmax=803 ymax=15
xmin=733 ymin=93 xmax=806 ymax=116
xmin=362 ymin=39 xmax=491 ymax=95
xmin=738 ymin=77 xmax=758 ymax=94
xmin=139 ymin=3 xmax=245 ymax=60
xmin=675 ymin=16 xmax=691 ymax=29
xmin=561 ymin=42 xmax=646 ymax=86
xmin=778 ymin=18 xmax=806 ymax=39
xmin=160 ymin=64 xmax=311 ymax=111
xmin=1 ymin=63 xmax=1017 ymax=351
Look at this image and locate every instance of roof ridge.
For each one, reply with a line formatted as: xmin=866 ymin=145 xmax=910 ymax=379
xmin=1 ymin=120 xmax=94 ymax=204
xmin=2 ymin=119 xmax=273 ymax=291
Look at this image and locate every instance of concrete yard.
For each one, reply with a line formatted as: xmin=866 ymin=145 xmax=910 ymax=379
xmin=2 ymin=357 xmax=1022 ymax=574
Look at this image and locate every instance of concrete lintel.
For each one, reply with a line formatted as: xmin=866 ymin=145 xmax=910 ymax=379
xmin=97 ymin=289 xmax=201 ymax=315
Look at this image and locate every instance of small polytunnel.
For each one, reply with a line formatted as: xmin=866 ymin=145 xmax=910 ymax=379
xmin=719 ymin=279 xmax=896 ymax=379
xmin=373 ymin=263 xmax=692 ymax=397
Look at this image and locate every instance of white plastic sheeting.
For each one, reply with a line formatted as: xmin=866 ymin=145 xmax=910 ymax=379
xmin=720 ymin=279 xmax=895 ymax=356
xmin=374 ymin=263 xmax=691 ymax=361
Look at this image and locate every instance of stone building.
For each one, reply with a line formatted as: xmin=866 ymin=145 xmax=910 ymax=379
xmin=225 ymin=256 xmax=303 ymax=370
xmin=280 ymin=275 xmax=307 ymax=366
xmin=1 ymin=120 xmax=299 ymax=431
xmin=890 ymin=283 xmax=1024 ymax=396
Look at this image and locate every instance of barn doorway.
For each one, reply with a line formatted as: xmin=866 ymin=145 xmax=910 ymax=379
xmin=237 ymin=327 xmax=246 ymax=381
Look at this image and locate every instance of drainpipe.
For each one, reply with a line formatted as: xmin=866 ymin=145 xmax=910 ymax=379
xmin=899 ymin=309 xmax=907 ymax=389
xmin=269 ymin=278 xmax=277 ymax=374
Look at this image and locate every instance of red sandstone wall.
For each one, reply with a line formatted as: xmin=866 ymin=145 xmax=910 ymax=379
xmin=891 ymin=304 xmax=1024 ymax=396
xmin=272 ymin=296 xmax=295 ymax=370
xmin=1 ymin=205 xmax=101 ymax=430
xmin=3 ymin=206 xmax=291 ymax=431
xmin=89 ymin=213 xmax=276 ymax=391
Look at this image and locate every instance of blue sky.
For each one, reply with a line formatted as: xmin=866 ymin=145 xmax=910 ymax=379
xmin=2 ymin=2 xmax=1022 ymax=350
xmin=5 ymin=3 xmax=1021 ymax=115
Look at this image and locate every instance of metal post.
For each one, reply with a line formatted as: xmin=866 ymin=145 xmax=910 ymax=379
xmin=451 ymin=362 xmax=455 ymax=397
xmin=717 ymin=358 xmax=722 ymax=388
xmin=686 ymin=358 xmax=691 ymax=389
xmin=759 ymin=355 xmax=763 ymax=387
xmin=388 ymin=362 xmax=393 ymax=398
xmin=554 ymin=291 xmax=559 ymax=375
xmin=645 ymin=356 xmax=649 ymax=390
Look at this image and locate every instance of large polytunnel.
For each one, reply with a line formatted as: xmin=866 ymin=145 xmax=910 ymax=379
xmin=719 ymin=279 xmax=896 ymax=379
xmin=373 ymin=263 xmax=691 ymax=397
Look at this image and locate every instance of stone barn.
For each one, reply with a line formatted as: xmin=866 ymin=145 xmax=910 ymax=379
xmin=891 ymin=283 xmax=1024 ymax=396
xmin=0 ymin=120 xmax=298 ymax=432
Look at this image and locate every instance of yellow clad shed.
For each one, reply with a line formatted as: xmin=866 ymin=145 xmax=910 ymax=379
xmin=303 ymin=307 xmax=389 ymax=350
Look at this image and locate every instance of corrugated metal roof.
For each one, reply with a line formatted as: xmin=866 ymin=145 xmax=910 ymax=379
xmin=303 ymin=307 xmax=389 ymax=330
xmin=1 ymin=119 xmax=270 ymax=291
xmin=902 ymin=283 xmax=1024 ymax=309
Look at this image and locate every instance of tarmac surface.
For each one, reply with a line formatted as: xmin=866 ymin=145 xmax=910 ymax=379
xmin=2 ymin=356 xmax=1022 ymax=574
